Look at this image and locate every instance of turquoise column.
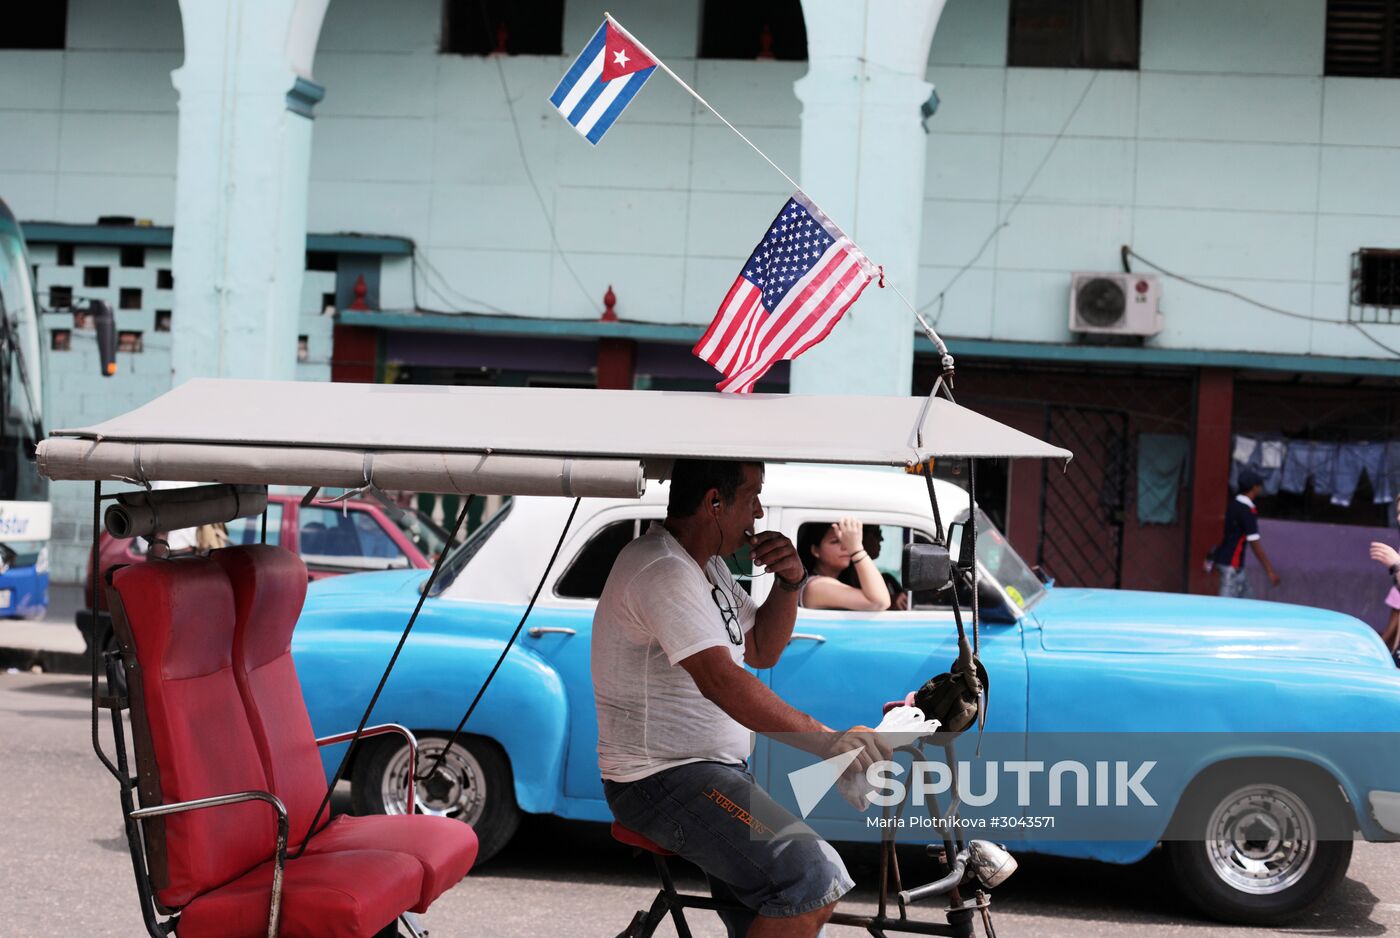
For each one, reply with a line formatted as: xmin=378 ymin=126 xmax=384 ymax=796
xmin=790 ymin=0 xmax=946 ymax=397
xmin=170 ymin=0 xmax=329 ymax=384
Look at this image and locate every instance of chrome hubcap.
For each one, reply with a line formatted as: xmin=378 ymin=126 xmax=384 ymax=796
xmin=1205 ymin=783 xmax=1315 ymax=895
xmin=381 ymin=738 xmax=486 ymax=825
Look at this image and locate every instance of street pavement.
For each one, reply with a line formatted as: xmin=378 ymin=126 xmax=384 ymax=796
xmin=3 ymin=672 xmax=1398 ymax=937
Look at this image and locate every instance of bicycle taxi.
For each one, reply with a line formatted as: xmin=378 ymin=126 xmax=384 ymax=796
xmin=37 ymin=377 xmax=1069 ymax=938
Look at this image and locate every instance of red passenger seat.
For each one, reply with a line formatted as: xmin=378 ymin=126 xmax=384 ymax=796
xmin=109 ymin=558 xmax=423 ymax=937
xmin=214 ymin=545 xmax=477 ymax=911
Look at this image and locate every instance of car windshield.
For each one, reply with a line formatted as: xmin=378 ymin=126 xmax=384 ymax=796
xmin=954 ymin=508 xmax=1045 ymax=612
xmin=394 ymin=508 xmax=450 ymax=561
xmin=426 ymin=497 xmax=513 ymax=597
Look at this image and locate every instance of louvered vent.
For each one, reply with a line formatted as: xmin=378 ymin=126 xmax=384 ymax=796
xmin=1326 ymin=0 xmax=1398 ymax=77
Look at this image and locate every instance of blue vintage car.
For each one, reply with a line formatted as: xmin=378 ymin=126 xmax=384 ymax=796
xmin=293 ymin=464 xmax=1400 ymax=925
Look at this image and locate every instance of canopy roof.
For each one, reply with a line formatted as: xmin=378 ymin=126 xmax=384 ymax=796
xmin=38 ymin=379 xmax=1070 ymax=497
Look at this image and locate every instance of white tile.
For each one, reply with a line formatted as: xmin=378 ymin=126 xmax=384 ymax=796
xmin=929 ymin=0 xmax=1008 ymax=68
xmin=67 ymin=0 xmax=182 ymax=51
xmin=990 ymin=269 xmax=1072 ymax=341
xmin=1135 ymin=141 xmax=1319 ymax=213
xmin=58 ymin=113 xmax=177 ymax=176
xmin=308 ymin=180 xmax=432 ymax=242
xmin=1319 ymin=147 xmax=1400 ymax=216
xmin=995 ymin=203 xmax=1133 ymax=273
xmin=408 ymin=247 xmax=553 ymax=317
xmin=1138 ymin=73 xmax=1322 ymax=145
xmin=1140 ymin=0 xmax=1324 ymax=76
xmin=317 ymin=0 xmax=439 ymax=53
xmin=547 ymin=251 xmax=685 ymax=323
xmin=316 ymin=53 xmax=436 ymax=119
xmin=0 ymin=112 xmax=60 ymax=173
xmin=916 ymin=265 xmax=996 ymax=339
xmin=553 ymin=186 xmax=689 ymax=256
xmin=1314 ymin=215 xmax=1400 ymax=287
xmin=431 ymin=117 xmax=562 ymax=187
xmin=422 ymin=183 xmax=552 ymax=251
xmin=689 ymin=125 xmax=797 ymax=195
xmin=693 ymin=61 xmax=804 ymax=129
xmin=999 ymin=136 xmax=1135 ymax=205
xmin=556 ymin=121 xmax=695 ymax=191
xmin=54 ymin=174 xmax=175 ymax=225
xmin=1153 ymin=277 xmax=1314 ymax=355
xmin=684 ymin=191 xmax=792 ymax=260
xmin=62 ymin=52 xmax=179 ymax=113
xmin=1132 ymin=208 xmax=1316 ymax=281
xmin=923 ymin=66 xmax=1005 ymax=135
xmin=310 ymin=117 xmax=434 ymax=183
xmin=1003 ymin=69 xmax=1137 ymax=138
xmin=1322 ymin=78 xmax=1400 ymax=148
xmin=924 ymin=132 xmax=1001 ymax=201
xmin=920 ymin=199 xmax=1002 ymax=267
xmin=0 ymin=52 xmax=65 ymax=110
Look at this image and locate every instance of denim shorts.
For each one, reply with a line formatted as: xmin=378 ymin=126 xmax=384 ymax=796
xmin=1218 ymin=564 xmax=1251 ymax=599
xmin=605 ymin=761 xmax=853 ymax=935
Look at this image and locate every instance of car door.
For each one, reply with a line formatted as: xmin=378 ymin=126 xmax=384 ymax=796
xmin=762 ymin=509 xmax=1030 ymax=831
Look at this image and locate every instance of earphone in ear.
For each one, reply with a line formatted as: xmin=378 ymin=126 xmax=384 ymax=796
xmin=711 ymin=498 xmax=721 ymax=511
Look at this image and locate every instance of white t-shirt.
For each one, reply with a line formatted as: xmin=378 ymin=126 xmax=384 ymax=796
xmin=592 ymin=522 xmax=758 ymax=783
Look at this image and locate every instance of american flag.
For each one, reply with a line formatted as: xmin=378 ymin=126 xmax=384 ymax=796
xmin=693 ymin=193 xmax=874 ymax=393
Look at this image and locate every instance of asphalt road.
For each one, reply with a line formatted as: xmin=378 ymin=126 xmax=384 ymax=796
xmin=4 ymin=671 xmax=1398 ymax=938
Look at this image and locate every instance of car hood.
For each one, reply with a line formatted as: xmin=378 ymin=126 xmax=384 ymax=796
xmin=305 ymin=569 xmax=427 ymax=605
xmin=1033 ymin=587 xmax=1390 ymax=667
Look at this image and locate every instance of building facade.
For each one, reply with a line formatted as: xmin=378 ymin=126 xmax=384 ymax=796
xmin=2 ymin=0 xmax=1398 ymax=615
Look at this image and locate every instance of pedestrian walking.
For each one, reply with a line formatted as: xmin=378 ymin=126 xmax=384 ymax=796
xmin=1212 ymin=468 xmax=1281 ymax=598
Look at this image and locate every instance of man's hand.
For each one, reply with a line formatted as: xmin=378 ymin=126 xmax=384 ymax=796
xmin=750 ymin=530 xmax=804 ymax=586
xmin=1371 ymin=542 xmax=1400 ymax=570
xmin=827 ymin=725 xmax=892 ymax=776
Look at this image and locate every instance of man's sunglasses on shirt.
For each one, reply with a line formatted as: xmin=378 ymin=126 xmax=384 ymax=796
xmin=709 ymin=586 xmax=744 ymax=646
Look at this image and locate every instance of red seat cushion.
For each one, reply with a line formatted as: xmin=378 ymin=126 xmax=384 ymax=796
xmin=611 ymin=821 xmax=674 ymax=856
xmin=213 ymin=546 xmax=327 ymax=847
xmin=176 ymin=848 xmax=422 ymax=938
xmin=112 ymin=559 xmax=276 ymax=909
xmin=216 ymin=545 xmax=477 ymax=910
xmin=306 ymin=815 xmax=478 ymax=913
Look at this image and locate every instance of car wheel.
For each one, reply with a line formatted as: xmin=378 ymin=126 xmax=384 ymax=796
xmin=1166 ymin=766 xmax=1352 ymax=924
xmin=352 ymin=733 xmax=520 ymax=865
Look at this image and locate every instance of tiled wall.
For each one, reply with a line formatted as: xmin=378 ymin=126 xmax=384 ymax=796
xmin=27 ymin=239 xmax=333 ymax=582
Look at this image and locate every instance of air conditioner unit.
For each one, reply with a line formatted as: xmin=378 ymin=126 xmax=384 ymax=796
xmin=1069 ymin=272 xmax=1162 ymax=337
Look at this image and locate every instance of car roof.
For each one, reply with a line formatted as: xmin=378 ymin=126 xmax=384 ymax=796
xmin=441 ymin=464 xmax=971 ymax=604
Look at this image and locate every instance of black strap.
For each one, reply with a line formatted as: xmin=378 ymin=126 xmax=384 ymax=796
xmin=291 ymin=497 xmax=473 ymax=857
xmin=417 ymin=497 xmax=582 ymax=782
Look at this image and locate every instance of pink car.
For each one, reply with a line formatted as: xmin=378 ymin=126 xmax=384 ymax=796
xmin=79 ymin=493 xmax=448 ymax=655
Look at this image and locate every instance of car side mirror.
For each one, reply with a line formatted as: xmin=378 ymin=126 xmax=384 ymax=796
xmin=946 ymin=520 xmax=976 ymax=570
xmin=903 ymin=542 xmax=951 ymax=592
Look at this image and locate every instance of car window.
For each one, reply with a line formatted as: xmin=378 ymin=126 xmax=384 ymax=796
xmin=429 ymin=497 xmax=513 ymax=597
xmin=299 ymin=505 xmax=409 ymax=570
xmin=393 ymin=508 xmax=449 ymax=560
xmin=795 ymin=518 xmax=933 ymax=612
xmin=225 ymin=503 xmax=284 ymax=546
xmin=556 ymin=517 xmax=654 ymax=600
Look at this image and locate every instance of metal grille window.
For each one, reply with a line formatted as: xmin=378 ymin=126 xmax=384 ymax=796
xmin=1350 ymin=249 xmax=1400 ymax=323
xmin=1008 ymin=0 xmax=1141 ymax=70
xmin=1325 ymin=0 xmax=1399 ymax=77
xmin=441 ymin=0 xmax=563 ymax=56
xmin=701 ymin=0 xmax=808 ymax=61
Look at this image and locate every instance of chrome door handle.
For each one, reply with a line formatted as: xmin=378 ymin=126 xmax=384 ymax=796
xmin=788 ymin=633 xmax=826 ymax=644
xmin=527 ymin=627 xmax=578 ymax=638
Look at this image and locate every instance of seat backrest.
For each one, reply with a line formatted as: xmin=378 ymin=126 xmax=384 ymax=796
xmin=109 ymin=558 xmax=276 ymax=909
xmin=214 ymin=545 xmax=330 ymax=848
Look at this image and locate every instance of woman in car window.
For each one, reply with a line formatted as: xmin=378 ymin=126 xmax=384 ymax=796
xmin=796 ymin=517 xmax=891 ymax=611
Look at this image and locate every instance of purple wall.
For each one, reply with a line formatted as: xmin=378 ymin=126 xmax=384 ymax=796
xmin=1246 ymin=518 xmax=1399 ymax=634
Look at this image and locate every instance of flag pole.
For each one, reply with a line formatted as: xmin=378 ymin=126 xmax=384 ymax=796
xmin=602 ymin=12 xmax=956 ymax=391
xmin=603 ymin=12 xmax=804 ymax=194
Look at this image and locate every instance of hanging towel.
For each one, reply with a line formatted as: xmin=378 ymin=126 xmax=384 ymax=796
xmin=1230 ymin=435 xmax=1257 ymax=490
xmin=1138 ymin=433 xmax=1190 ymax=525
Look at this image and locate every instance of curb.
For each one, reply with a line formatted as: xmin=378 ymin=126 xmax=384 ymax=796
xmin=0 ymin=646 xmax=91 ymax=675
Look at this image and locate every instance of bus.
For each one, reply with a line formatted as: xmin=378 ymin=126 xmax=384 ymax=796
xmin=0 ymin=198 xmax=52 ymax=617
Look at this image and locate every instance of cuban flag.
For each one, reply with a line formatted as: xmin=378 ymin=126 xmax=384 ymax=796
xmin=549 ymin=19 xmax=658 ymax=145
xmin=694 ymin=193 xmax=875 ymax=393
